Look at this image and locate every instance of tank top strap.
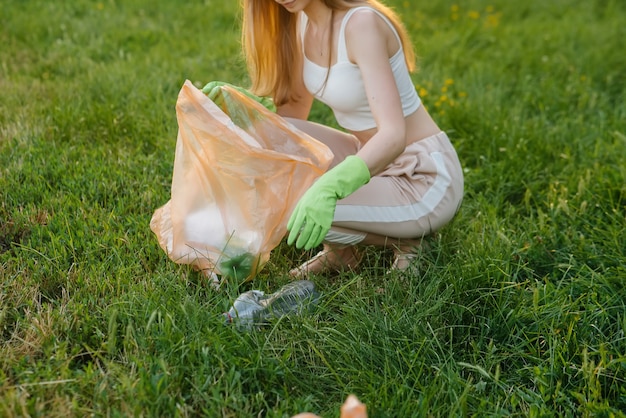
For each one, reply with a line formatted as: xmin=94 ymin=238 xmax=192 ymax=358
xmin=337 ymin=6 xmax=402 ymax=62
xmin=299 ymin=12 xmax=308 ymax=50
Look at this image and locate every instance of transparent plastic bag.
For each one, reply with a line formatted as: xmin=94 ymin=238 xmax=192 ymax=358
xmin=150 ymin=80 xmax=333 ymax=281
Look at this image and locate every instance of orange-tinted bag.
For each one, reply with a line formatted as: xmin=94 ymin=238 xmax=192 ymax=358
xmin=150 ymin=80 xmax=333 ymax=282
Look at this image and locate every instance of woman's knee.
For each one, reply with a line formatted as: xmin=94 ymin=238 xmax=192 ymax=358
xmin=284 ymin=118 xmax=360 ymax=166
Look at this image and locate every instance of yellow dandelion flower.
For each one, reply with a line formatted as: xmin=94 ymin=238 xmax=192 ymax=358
xmin=451 ymin=13 xmax=459 ymax=21
xmin=441 ymin=85 xmax=448 ymax=93
xmin=418 ymin=87 xmax=428 ymax=97
xmin=486 ymin=5 xmax=494 ymax=13
xmin=458 ymin=91 xmax=467 ymax=98
xmin=468 ymin=10 xmax=480 ymax=20
xmin=439 ymin=95 xmax=448 ymax=102
xmin=451 ymin=5 xmax=459 ymax=12
xmin=485 ymin=13 xmax=501 ymax=28
xmin=96 ymin=2 xmax=104 ymax=10
xmin=445 ymin=78 xmax=454 ymax=86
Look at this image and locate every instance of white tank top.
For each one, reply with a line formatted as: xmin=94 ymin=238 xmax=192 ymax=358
xmin=301 ymin=7 xmax=421 ymax=131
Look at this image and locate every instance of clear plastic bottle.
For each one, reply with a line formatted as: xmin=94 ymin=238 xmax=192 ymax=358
xmin=223 ymin=280 xmax=320 ymax=330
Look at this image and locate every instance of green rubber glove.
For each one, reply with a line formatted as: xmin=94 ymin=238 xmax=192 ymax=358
xmin=287 ymin=156 xmax=371 ymax=250
xmin=202 ymin=81 xmax=276 ymax=112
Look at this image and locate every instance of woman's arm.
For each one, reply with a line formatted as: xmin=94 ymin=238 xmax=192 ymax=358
xmin=276 ymin=62 xmax=314 ymax=120
xmin=346 ymin=9 xmax=407 ymax=176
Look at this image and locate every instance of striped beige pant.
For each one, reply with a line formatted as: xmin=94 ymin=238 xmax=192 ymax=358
xmin=287 ymin=119 xmax=464 ymax=246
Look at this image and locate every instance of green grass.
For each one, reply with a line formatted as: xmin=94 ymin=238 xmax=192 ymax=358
xmin=1 ymin=0 xmax=625 ymax=416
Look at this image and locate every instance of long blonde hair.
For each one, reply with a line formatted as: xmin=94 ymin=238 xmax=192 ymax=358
xmin=241 ymin=0 xmax=416 ymax=107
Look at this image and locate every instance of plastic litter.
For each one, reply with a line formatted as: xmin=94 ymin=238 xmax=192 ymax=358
xmin=150 ymin=81 xmax=333 ymax=284
xmin=292 ymin=394 xmax=368 ymax=418
xmin=224 ymin=280 xmax=321 ymax=329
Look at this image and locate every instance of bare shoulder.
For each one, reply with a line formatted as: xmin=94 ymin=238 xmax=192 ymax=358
xmin=344 ymin=8 xmax=394 ymax=61
xmin=344 ymin=8 xmax=385 ymax=33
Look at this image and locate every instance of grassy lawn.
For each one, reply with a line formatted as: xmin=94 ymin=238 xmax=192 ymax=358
xmin=1 ymin=0 xmax=625 ymax=416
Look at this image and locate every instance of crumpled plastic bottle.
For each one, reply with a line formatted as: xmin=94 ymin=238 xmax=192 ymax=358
xmin=224 ymin=280 xmax=320 ymax=330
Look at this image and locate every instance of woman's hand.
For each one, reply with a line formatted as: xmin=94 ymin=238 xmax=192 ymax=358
xmin=287 ymin=156 xmax=370 ymax=250
xmin=202 ymin=81 xmax=276 ymax=112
